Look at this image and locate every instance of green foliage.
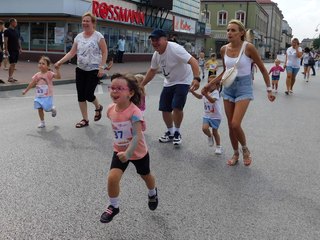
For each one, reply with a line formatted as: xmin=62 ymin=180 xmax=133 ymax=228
xmin=313 ymin=38 xmax=320 ymax=50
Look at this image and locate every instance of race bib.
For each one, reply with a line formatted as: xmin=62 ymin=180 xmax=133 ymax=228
xmin=36 ymin=85 xmax=49 ymax=97
xmin=112 ymin=120 xmax=132 ymax=147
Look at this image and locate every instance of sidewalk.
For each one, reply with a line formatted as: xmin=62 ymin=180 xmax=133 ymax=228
xmin=0 ymin=61 xmax=151 ymax=91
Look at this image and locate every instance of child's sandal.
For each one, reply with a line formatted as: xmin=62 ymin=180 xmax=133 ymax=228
xmin=227 ymin=154 xmax=239 ymax=166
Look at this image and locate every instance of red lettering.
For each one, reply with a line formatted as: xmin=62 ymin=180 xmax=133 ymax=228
xmin=92 ymin=0 xmax=145 ymax=25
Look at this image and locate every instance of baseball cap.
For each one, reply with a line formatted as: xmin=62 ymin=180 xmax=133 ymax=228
xmin=148 ymin=29 xmax=167 ymax=39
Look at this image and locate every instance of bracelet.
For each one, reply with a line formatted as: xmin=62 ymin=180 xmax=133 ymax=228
xmin=193 ymin=76 xmax=201 ymax=82
xmin=267 ymin=86 xmax=272 ymax=92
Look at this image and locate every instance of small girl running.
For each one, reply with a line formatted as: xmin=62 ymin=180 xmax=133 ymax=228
xmin=22 ymin=56 xmax=61 ymax=128
xmin=190 ymin=77 xmax=223 ymax=155
xmin=100 ymin=74 xmax=158 ymax=224
xmin=134 ymin=74 xmax=146 ymax=114
xmin=268 ymin=59 xmax=285 ymax=92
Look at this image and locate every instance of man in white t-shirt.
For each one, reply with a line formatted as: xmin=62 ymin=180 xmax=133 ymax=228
xmin=141 ymin=29 xmax=200 ymax=147
xmin=117 ymin=35 xmax=125 ymax=63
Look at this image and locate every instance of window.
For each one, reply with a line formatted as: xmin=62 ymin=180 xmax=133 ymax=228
xmin=30 ymin=22 xmax=46 ymax=51
xmin=218 ymin=11 xmax=227 ymax=25
xmin=48 ymin=22 xmax=65 ymax=52
xmin=236 ymin=11 xmax=245 ymax=24
xmin=19 ymin=23 xmax=30 ymax=50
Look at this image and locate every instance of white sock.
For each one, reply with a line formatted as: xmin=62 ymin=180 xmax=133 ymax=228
xmin=168 ymin=127 xmax=174 ymax=135
xmin=109 ymin=197 xmax=119 ymax=208
xmin=148 ymin=188 xmax=156 ymax=197
xmin=174 ymin=127 xmax=180 ymax=133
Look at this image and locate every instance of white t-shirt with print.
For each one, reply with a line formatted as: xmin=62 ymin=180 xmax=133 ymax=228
xmin=286 ymin=46 xmax=302 ymax=68
xmin=74 ymin=31 xmax=104 ymax=71
xmin=151 ymin=42 xmax=193 ymax=87
xmin=203 ymin=90 xmax=222 ymax=120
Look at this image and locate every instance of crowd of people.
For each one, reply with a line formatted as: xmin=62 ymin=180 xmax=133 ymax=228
xmin=7 ymin=14 xmax=317 ymax=224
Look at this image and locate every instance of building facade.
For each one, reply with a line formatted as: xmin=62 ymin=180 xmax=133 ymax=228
xmin=0 ymin=0 xmax=205 ymax=62
xmin=201 ymin=0 xmax=269 ymax=58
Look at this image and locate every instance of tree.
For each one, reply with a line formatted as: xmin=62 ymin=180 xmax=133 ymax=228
xmin=312 ymin=37 xmax=320 ymax=50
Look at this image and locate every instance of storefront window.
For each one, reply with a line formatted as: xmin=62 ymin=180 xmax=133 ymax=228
xmin=48 ymin=22 xmax=65 ymax=52
xmin=126 ymin=30 xmax=132 ymax=53
xmin=19 ymin=23 xmax=30 ymax=50
xmin=30 ymin=22 xmax=46 ymax=51
xmin=109 ymin=28 xmax=118 ymax=51
xmin=132 ymin=31 xmax=139 ymax=53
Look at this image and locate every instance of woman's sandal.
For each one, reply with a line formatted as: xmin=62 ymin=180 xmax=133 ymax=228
xmin=227 ymin=154 xmax=239 ymax=166
xmin=242 ymin=148 xmax=252 ymax=166
xmin=94 ymin=105 xmax=103 ymax=121
xmin=75 ymin=119 xmax=89 ymax=128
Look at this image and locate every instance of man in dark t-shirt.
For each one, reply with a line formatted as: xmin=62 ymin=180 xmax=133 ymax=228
xmin=4 ymin=18 xmax=22 ymax=83
xmin=0 ymin=20 xmax=5 ymax=83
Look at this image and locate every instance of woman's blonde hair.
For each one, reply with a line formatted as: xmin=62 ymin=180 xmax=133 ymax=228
xmin=82 ymin=12 xmax=97 ymax=25
xmin=228 ymin=19 xmax=246 ymax=41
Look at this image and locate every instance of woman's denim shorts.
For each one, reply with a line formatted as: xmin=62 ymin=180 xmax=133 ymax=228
xmin=222 ymin=74 xmax=253 ymax=102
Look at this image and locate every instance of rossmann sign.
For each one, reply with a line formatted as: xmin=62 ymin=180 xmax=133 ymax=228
xmin=92 ymin=0 xmax=145 ymax=25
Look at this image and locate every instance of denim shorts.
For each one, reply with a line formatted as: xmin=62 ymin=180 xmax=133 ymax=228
xmin=203 ymin=117 xmax=221 ymax=129
xmin=286 ymin=66 xmax=300 ymax=76
xmin=159 ymin=84 xmax=190 ymax=112
xmin=34 ymin=96 xmax=53 ymax=111
xmin=222 ymin=74 xmax=253 ymax=102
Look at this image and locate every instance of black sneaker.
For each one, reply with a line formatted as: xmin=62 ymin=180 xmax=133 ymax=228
xmin=173 ymin=131 xmax=182 ymax=146
xmin=100 ymin=205 xmax=119 ymax=223
xmin=159 ymin=131 xmax=174 ymax=143
xmin=148 ymin=188 xmax=158 ymax=211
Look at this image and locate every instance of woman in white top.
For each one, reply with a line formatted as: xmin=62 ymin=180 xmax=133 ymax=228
xmin=283 ymin=38 xmax=303 ymax=94
xmin=202 ymin=19 xmax=275 ymax=167
xmin=55 ymin=12 xmax=107 ymax=128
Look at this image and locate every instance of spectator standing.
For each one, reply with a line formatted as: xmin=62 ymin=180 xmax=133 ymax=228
xmin=205 ymin=53 xmax=219 ymax=78
xmin=117 ymin=35 xmax=125 ymax=63
xmin=198 ymin=51 xmax=206 ymax=80
xmin=141 ymin=29 xmax=200 ymax=147
xmin=4 ymin=18 xmax=22 ymax=83
xmin=55 ymin=12 xmax=107 ymax=128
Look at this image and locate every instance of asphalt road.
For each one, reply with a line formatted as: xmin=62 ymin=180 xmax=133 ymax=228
xmin=1 ymin=64 xmax=320 ymax=240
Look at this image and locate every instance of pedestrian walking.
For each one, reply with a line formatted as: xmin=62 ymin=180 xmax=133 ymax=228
xmin=100 ymin=74 xmax=158 ymax=224
xmin=198 ymin=51 xmax=206 ymax=80
xmin=141 ymin=29 xmax=200 ymax=147
xmin=0 ymin=20 xmax=5 ymax=83
xmin=202 ymin=19 xmax=275 ymax=166
xmin=190 ymin=77 xmax=223 ymax=155
xmin=22 ymin=56 xmax=61 ymax=128
xmin=302 ymin=47 xmax=313 ymax=82
xmin=4 ymin=18 xmax=22 ymax=83
xmin=283 ymin=38 xmax=303 ymax=95
xmin=269 ymin=59 xmax=285 ymax=92
xmin=55 ymin=12 xmax=107 ymax=128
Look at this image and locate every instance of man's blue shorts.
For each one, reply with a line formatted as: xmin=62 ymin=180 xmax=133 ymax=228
xmin=159 ymin=84 xmax=190 ymax=112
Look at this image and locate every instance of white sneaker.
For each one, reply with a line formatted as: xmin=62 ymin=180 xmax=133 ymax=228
xmin=215 ymin=146 xmax=222 ymax=155
xmin=38 ymin=122 xmax=45 ymax=128
xmin=51 ymin=106 xmax=57 ymax=117
xmin=208 ymin=136 xmax=214 ymax=147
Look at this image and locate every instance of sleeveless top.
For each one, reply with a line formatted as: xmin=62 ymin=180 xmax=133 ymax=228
xmin=224 ymin=42 xmax=252 ymax=77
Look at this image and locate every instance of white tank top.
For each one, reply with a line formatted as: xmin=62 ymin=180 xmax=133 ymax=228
xmin=224 ymin=42 xmax=252 ymax=77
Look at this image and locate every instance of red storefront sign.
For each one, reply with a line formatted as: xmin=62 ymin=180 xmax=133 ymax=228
xmin=92 ymin=0 xmax=145 ymax=25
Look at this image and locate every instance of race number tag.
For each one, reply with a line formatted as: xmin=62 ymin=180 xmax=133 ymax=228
xmin=36 ymin=85 xmax=49 ymax=97
xmin=112 ymin=120 xmax=132 ymax=147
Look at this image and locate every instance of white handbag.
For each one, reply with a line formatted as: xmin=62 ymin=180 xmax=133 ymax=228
xmin=221 ymin=42 xmax=247 ymax=88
